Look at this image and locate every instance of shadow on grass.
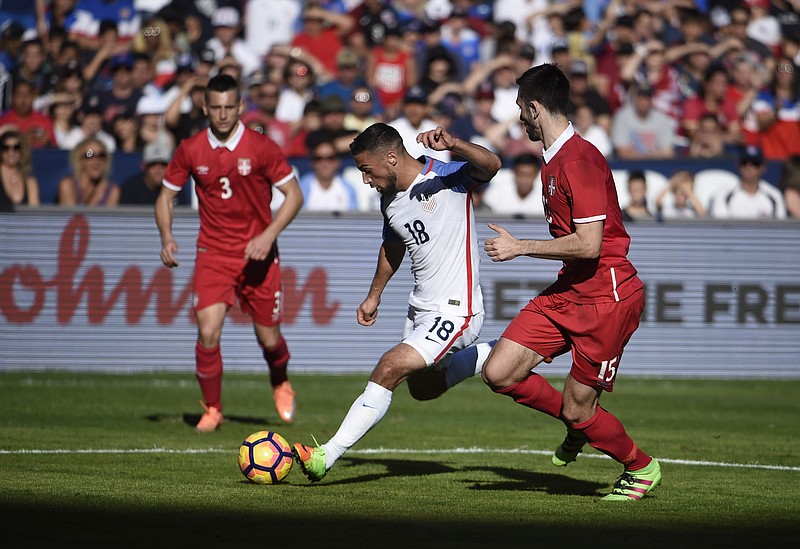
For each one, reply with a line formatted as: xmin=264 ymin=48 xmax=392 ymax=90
xmin=4 ymin=502 xmax=798 ymax=548
xmin=315 ymin=457 xmax=604 ymax=496
xmin=144 ymin=413 xmax=275 ymax=428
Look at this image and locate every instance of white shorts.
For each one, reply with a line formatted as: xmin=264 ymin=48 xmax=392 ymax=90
xmin=402 ymin=306 xmax=484 ymax=366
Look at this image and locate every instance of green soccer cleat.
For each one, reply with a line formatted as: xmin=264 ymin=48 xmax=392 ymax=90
xmin=551 ymin=428 xmax=589 ymax=467
xmin=602 ymin=458 xmax=662 ymax=501
xmin=292 ymin=441 xmax=327 ymax=482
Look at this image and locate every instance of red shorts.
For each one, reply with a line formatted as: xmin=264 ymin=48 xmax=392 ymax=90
xmin=192 ymin=249 xmax=283 ymax=326
xmin=502 ymin=288 xmax=645 ymax=392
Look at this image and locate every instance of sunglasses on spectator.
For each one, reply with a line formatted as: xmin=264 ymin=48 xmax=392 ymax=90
xmin=84 ymin=150 xmax=108 ymax=159
xmin=740 ymin=159 xmax=762 ymax=167
xmin=778 ymin=64 xmax=795 ymax=74
xmin=312 ymin=155 xmax=337 ymax=162
xmin=353 ymin=91 xmax=371 ymax=103
xmin=2 ymin=143 xmax=21 ymax=151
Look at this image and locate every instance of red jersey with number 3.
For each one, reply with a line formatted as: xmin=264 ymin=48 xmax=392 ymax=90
xmin=163 ymin=123 xmax=294 ymax=258
xmin=540 ymin=125 xmax=643 ymax=304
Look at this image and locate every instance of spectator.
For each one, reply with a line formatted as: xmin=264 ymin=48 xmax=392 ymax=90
xmin=566 ymin=59 xmax=612 ymax=132
xmin=135 ymin=94 xmax=173 ymax=150
xmin=110 ymin=107 xmax=140 ymax=153
xmin=753 ymin=57 xmax=800 ymax=160
xmin=449 ymin=81 xmax=504 ymax=153
xmin=719 ymin=4 xmax=775 ymax=74
xmin=306 ymin=95 xmax=359 ymax=155
xmin=726 ymin=52 xmax=765 ymax=146
xmin=440 ymin=6 xmax=481 ymax=79
xmin=68 ymin=0 xmax=139 ymax=51
xmin=10 ymin=39 xmax=49 ymax=96
xmin=291 ymin=5 xmax=354 ymax=77
xmin=0 ymin=80 xmax=57 ymax=148
xmin=687 ymin=113 xmax=726 ymax=159
xmin=244 ymin=0 xmax=302 ymax=60
xmin=463 ymin=53 xmax=518 ymax=126
xmin=367 ymin=25 xmax=417 ymax=120
xmin=0 ymin=129 xmax=40 ymax=210
xmin=284 ymin=100 xmax=323 ymax=159
xmin=315 ymin=48 xmax=373 ymax=107
xmin=131 ymin=16 xmax=175 ymax=88
xmin=778 ymin=154 xmax=800 ymax=217
xmin=344 ymin=86 xmax=382 ymax=133
xmin=572 ymin=104 xmax=612 ymax=157
xmin=417 ymin=46 xmax=457 ymax=98
xmin=621 ymin=170 xmax=656 ymax=222
xmin=708 ymin=145 xmax=787 ymax=219
xmin=159 ymin=53 xmax=206 ymax=123
xmin=94 ymin=53 xmax=143 ymax=131
xmin=298 ymin=140 xmax=358 ymax=212
xmin=610 ymin=82 xmax=676 ymax=159
xmin=481 ymin=153 xmax=543 ymax=217
xmin=619 ymin=38 xmax=681 ymax=119
xmin=120 ymin=142 xmax=186 ymax=206
xmin=57 ymin=136 xmax=120 ymax=206
xmin=242 ymin=80 xmax=293 ymax=152
xmin=60 ymin=97 xmax=117 ymax=152
xmin=682 ymin=65 xmax=741 ymax=144
xmin=276 ymin=60 xmax=316 ymax=125
xmin=348 ymin=0 xmax=402 ymax=53
xmin=50 ymin=93 xmax=80 ymax=149
xmin=204 ymin=7 xmax=260 ymax=78
xmin=164 ymin=74 xmax=207 ymax=144
xmin=388 ymin=86 xmax=449 ymax=162
xmin=655 ymin=170 xmax=707 ymax=220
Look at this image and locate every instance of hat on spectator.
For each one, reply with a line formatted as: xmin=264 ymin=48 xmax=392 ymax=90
xmin=519 ymin=44 xmax=536 ymax=61
xmin=551 ymin=38 xmax=569 ymax=54
xmin=81 ymin=101 xmax=104 ymax=117
xmin=198 ymin=47 xmax=217 ymax=66
xmin=246 ymin=70 xmax=268 ymax=88
xmin=175 ymin=52 xmax=195 ymax=73
xmin=404 ymin=86 xmax=428 ymax=105
xmin=614 ymin=15 xmax=634 ymax=29
xmin=570 ymin=60 xmax=589 ymax=76
xmin=419 ymin=18 xmax=440 ymax=34
xmin=0 ymin=20 xmax=25 ymax=41
xmin=632 ymin=81 xmax=654 ymax=96
xmin=739 ymin=145 xmax=764 ymax=165
xmin=450 ymin=6 xmax=468 ymax=18
xmin=709 ymin=6 xmax=731 ymax=29
xmin=110 ymin=53 xmax=134 ymax=71
xmin=320 ymin=95 xmax=347 ymax=115
xmin=143 ymin=142 xmax=172 ymax=165
xmin=337 ymin=48 xmax=359 ymax=68
xmin=475 ymin=81 xmax=494 ymax=101
xmin=136 ymin=95 xmax=166 ymax=116
xmin=212 ymin=7 xmax=240 ymax=28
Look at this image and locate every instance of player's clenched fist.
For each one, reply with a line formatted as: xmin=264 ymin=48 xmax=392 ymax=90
xmin=160 ymin=238 xmax=179 ymax=268
xmin=416 ymin=126 xmax=458 ymax=152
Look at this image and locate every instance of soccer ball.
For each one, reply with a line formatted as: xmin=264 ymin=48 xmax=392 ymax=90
xmin=238 ymin=431 xmax=294 ymax=485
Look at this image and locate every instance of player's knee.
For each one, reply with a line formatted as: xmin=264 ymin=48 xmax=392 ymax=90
xmin=481 ymin=358 xmax=506 ymax=392
xmin=197 ymin=327 xmax=221 ymax=348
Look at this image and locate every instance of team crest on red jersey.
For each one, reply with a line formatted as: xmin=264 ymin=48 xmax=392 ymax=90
xmin=548 ymin=175 xmax=556 ymax=196
xmin=238 ymin=158 xmax=252 ymax=176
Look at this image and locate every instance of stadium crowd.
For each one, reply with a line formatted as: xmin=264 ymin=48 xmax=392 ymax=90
xmin=0 ymin=0 xmax=799 ymax=218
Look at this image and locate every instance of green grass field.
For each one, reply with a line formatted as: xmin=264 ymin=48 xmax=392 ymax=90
xmin=1 ymin=372 xmax=798 ymax=548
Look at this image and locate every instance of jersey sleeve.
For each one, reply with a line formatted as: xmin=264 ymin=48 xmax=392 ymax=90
xmin=432 ymin=160 xmax=476 ymax=192
xmin=563 ymin=159 xmax=608 ymax=224
xmin=260 ymin=135 xmax=294 ymax=186
xmin=163 ymin=141 xmax=192 ymax=191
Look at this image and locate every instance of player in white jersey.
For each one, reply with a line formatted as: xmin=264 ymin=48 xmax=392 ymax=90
xmin=293 ymin=123 xmax=502 ymax=481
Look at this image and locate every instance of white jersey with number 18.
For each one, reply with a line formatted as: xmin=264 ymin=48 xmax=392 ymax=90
xmin=381 ymin=157 xmax=484 ymax=317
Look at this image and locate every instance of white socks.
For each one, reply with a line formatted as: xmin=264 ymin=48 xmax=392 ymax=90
xmin=443 ymin=339 xmax=496 ymax=389
xmin=322 ymin=381 xmax=393 ymax=469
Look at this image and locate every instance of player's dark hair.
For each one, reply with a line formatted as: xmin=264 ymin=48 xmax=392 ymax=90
xmin=512 ymin=153 xmax=540 ymax=168
xmin=628 ymin=170 xmax=647 ymax=184
xmin=516 ymin=63 xmax=570 ymax=118
xmin=205 ymin=74 xmax=240 ymax=102
xmin=349 ymin=123 xmax=405 ymax=156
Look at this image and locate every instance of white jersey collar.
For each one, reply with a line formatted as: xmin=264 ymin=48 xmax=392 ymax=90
xmin=542 ymin=122 xmax=575 ymax=165
xmin=207 ymin=121 xmax=245 ymax=151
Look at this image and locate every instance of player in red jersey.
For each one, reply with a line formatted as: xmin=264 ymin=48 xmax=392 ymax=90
xmin=155 ymin=74 xmax=304 ymax=431
xmin=482 ymin=64 xmax=661 ymax=501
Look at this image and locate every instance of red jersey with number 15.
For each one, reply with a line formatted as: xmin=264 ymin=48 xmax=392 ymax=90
xmin=540 ymin=125 xmax=643 ymax=304
xmin=163 ymin=123 xmax=294 ymax=258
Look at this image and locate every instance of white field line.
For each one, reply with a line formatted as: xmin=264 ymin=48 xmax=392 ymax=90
xmin=1 ymin=446 xmax=798 ymax=472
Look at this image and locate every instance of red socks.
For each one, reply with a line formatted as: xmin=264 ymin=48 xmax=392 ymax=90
xmin=195 ymin=342 xmax=222 ymax=410
xmin=495 ymin=373 xmax=563 ymax=419
xmin=262 ymin=336 xmax=290 ymax=387
xmin=572 ymin=407 xmax=652 ymax=470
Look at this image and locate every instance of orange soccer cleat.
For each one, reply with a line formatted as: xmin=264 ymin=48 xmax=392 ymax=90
xmin=272 ymin=381 xmax=296 ymax=423
xmin=195 ymin=402 xmax=223 ymax=432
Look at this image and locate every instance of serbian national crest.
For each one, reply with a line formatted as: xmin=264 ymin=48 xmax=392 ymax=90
xmin=238 ymin=158 xmax=252 ymax=176
xmin=548 ymin=175 xmax=556 ymax=196
xmin=418 ymin=193 xmax=437 ymax=213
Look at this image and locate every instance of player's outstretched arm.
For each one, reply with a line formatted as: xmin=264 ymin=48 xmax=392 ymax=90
xmin=155 ymin=186 xmax=180 ymax=268
xmin=416 ymin=126 xmax=501 ymax=182
xmin=485 ymin=221 xmax=603 ymax=262
xmin=358 ymin=240 xmax=404 ymax=326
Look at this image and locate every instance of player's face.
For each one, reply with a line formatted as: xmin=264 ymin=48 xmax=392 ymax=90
xmin=204 ymin=90 xmax=243 ymax=140
xmin=516 ymin=93 xmax=542 ymax=143
xmin=353 ymin=151 xmax=399 ymax=195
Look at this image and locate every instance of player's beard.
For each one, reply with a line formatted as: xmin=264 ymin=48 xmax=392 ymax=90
xmin=378 ymin=167 xmax=399 ymax=195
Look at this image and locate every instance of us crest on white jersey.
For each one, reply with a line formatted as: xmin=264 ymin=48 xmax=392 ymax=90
xmin=419 ymin=192 xmax=437 ymax=213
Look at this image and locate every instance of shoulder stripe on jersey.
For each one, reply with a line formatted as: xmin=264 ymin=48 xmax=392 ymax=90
xmin=423 ymin=157 xmax=435 ymax=175
xmin=574 ymin=214 xmax=606 ymax=223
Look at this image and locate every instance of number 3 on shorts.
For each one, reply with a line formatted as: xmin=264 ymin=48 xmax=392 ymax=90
xmin=598 ymin=356 xmax=618 ymax=383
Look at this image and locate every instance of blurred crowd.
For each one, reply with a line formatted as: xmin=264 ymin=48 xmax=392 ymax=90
xmin=0 ymin=0 xmax=799 ymax=218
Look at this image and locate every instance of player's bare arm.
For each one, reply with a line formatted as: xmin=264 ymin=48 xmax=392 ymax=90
xmin=484 ymin=220 xmax=603 ymax=262
xmin=416 ymin=126 xmax=502 ymax=181
xmin=244 ymin=177 xmax=304 ymax=261
xmin=155 ymin=186 xmax=181 ymax=268
xmin=358 ymin=240 xmax=405 ymax=326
